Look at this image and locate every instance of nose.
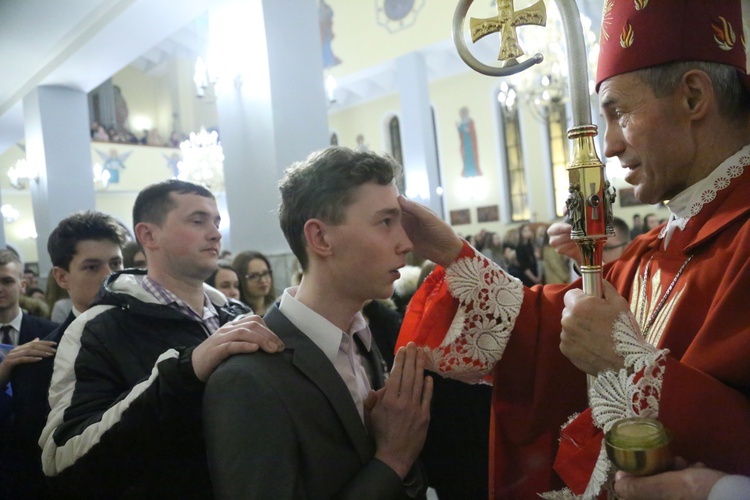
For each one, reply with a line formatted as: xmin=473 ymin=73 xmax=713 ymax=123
xmin=209 ymin=224 xmax=222 ymax=241
xmin=396 ymin=224 xmax=414 ymax=255
xmin=603 ymin=121 xmax=625 ymax=160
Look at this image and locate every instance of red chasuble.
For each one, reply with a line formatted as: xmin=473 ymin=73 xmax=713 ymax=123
xmin=397 ymin=163 xmax=750 ymax=498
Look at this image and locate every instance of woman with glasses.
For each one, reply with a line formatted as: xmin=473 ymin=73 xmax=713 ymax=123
xmin=232 ymin=251 xmax=276 ymax=316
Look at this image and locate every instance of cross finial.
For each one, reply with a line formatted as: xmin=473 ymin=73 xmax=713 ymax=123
xmin=469 ymin=0 xmax=547 ymax=63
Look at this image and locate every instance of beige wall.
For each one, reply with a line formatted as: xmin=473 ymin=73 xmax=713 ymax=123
xmin=1 ymin=0 xmax=670 ymax=265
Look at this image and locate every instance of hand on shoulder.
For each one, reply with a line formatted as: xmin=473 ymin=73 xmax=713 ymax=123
xmin=191 ymin=314 xmax=284 ymax=382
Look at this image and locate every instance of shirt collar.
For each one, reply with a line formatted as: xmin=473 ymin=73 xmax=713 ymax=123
xmin=141 ymin=275 xmax=218 ymax=323
xmin=279 ymin=287 xmax=371 ymax=365
xmin=662 ymin=142 xmax=750 ymax=239
xmin=7 ymin=310 xmax=22 ymax=331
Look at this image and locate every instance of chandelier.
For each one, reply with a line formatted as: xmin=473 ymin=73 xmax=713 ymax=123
xmin=177 ymin=128 xmax=225 ymax=193
xmin=7 ymin=159 xmax=39 ymax=190
xmin=496 ymin=2 xmax=599 ymax=122
xmin=1 ymin=204 xmax=19 ymax=224
xmin=92 ymin=162 xmax=112 ymax=189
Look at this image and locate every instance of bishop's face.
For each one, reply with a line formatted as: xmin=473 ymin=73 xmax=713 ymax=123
xmin=600 ymin=72 xmax=696 ymax=205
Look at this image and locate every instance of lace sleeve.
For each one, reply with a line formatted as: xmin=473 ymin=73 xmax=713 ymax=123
xmin=424 ymin=246 xmax=525 ymax=383
xmin=590 ymin=311 xmax=668 ymax=430
xmin=574 ymin=311 xmax=670 ymax=498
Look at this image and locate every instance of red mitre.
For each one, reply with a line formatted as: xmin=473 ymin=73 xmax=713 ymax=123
xmin=595 ymin=0 xmax=750 ymax=92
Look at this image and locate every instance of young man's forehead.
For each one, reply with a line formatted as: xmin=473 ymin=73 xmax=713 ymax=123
xmin=72 ymin=239 xmax=123 ymax=259
xmin=0 ymin=262 xmax=22 ymax=278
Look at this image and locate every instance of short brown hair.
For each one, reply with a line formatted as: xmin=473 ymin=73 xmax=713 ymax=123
xmin=278 ymin=147 xmax=401 ymax=270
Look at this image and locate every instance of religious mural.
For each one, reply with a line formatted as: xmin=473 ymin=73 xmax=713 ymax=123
xmin=319 ymin=0 xmax=341 ymax=68
xmin=457 ymin=107 xmax=482 ymax=177
xmin=95 ymin=149 xmax=132 ymax=184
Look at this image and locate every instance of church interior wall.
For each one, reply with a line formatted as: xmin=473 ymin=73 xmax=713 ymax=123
xmin=0 ymin=0 xmax=671 ymax=265
xmin=325 ymin=1 xmax=454 ymax=78
xmin=111 ymin=66 xmax=163 ymax=138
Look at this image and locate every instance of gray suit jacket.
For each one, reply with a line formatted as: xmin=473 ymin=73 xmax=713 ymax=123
xmin=204 ymin=305 xmax=424 ymax=500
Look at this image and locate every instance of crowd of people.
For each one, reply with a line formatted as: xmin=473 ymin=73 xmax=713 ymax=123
xmin=0 ymin=1 xmax=748 ymax=498
xmin=90 ymin=121 xmax=187 ymax=148
xmin=459 ymin=214 xmax=636 ymax=289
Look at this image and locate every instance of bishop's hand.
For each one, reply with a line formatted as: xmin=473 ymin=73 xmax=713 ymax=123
xmin=399 ymin=195 xmax=463 ymax=268
xmin=560 ymin=280 xmax=628 ymax=375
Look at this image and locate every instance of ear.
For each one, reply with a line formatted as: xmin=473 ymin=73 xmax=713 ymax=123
xmin=52 ymin=266 xmax=70 ymax=291
xmin=680 ymin=69 xmax=713 ymax=121
xmin=134 ymin=222 xmax=158 ymax=251
xmin=303 ymin=219 xmax=333 ymax=260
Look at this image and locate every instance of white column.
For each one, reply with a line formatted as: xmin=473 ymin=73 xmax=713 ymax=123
xmin=23 ymin=86 xmax=96 ymax=275
xmin=211 ymin=0 xmax=329 ymax=255
xmin=396 ymin=52 xmax=444 ymax=219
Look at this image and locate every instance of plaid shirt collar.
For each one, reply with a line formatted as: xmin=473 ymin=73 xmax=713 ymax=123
xmin=141 ymin=276 xmax=220 ymax=334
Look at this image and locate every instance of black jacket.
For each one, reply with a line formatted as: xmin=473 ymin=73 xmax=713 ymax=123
xmin=39 ymin=270 xmax=249 ymax=499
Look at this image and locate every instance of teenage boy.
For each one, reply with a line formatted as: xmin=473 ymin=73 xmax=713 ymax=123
xmin=204 ymin=147 xmax=432 ymax=499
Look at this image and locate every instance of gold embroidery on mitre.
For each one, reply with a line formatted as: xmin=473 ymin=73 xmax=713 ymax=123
xmin=601 ymin=0 xmax=614 ymax=42
xmin=712 ymin=16 xmax=736 ymax=51
xmin=634 ymin=0 xmax=648 ymax=11
xmin=620 ymin=22 xmax=634 ymax=48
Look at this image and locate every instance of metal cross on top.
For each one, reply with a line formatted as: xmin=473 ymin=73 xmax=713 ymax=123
xmin=470 ymin=0 xmax=547 ymax=63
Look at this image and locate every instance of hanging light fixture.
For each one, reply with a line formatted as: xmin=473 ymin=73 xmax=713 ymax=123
xmin=0 ymin=204 xmax=19 ymax=224
xmin=7 ymin=159 xmax=39 ymax=190
xmin=92 ymin=162 xmax=112 ymax=189
xmin=177 ymin=127 xmax=225 ymax=193
xmin=501 ymin=2 xmax=599 ymax=122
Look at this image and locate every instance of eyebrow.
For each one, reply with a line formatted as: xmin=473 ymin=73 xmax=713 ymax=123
xmin=80 ymin=258 xmax=105 ymax=265
xmin=600 ymin=95 xmax=618 ymax=109
xmin=375 ymin=207 xmax=402 ymax=217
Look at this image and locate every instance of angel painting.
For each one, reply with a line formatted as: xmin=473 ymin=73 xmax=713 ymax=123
xmin=95 ymin=148 xmax=132 ymax=184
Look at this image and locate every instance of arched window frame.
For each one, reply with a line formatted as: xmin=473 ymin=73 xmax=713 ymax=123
xmin=498 ymin=98 xmax=530 ymax=222
xmin=546 ymin=100 xmax=570 ymax=218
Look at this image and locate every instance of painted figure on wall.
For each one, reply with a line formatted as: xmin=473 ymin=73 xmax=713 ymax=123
xmin=95 ymin=149 xmax=132 ymax=184
xmin=319 ymin=0 xmax=341 ymax=68
xmin=458 ymin=107 xmax=481 ymax=177
xmin=355 ymin=134 xmax=369 ymax=151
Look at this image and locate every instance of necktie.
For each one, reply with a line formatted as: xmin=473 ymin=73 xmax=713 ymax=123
xmin=336 ymin=333 xmax=372 ymax=423
xmin=1 ymin=325 xmax=12 ymax=345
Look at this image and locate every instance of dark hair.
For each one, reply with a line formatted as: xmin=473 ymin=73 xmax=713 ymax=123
xmin=278 ymin=146 xmax=401 ymax=270
xmin=132 ymin=179 xmax=214 ymax=230
xmin=232 ymin=251 xmax=275 ymax=310
xmin=612 ymin=216 xmax=631 ymax=244
xmin=636 ymin=61 xmax=750 ymax=122
xmin=517 ymin=224 xmax=534 ymax=246
xmin=47 ymin=211 xmax=127 ymax=270
xmin=642 ymin=213 xmax=658 ymax=232
xmin=122 ymin=241 xmax=145 ymax=268
xmin=205 ymin=261 xmax=247 ymax=304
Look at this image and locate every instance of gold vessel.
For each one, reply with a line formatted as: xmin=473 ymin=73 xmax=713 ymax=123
xmin=605 ymin=417 xmax=673 ymax=476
